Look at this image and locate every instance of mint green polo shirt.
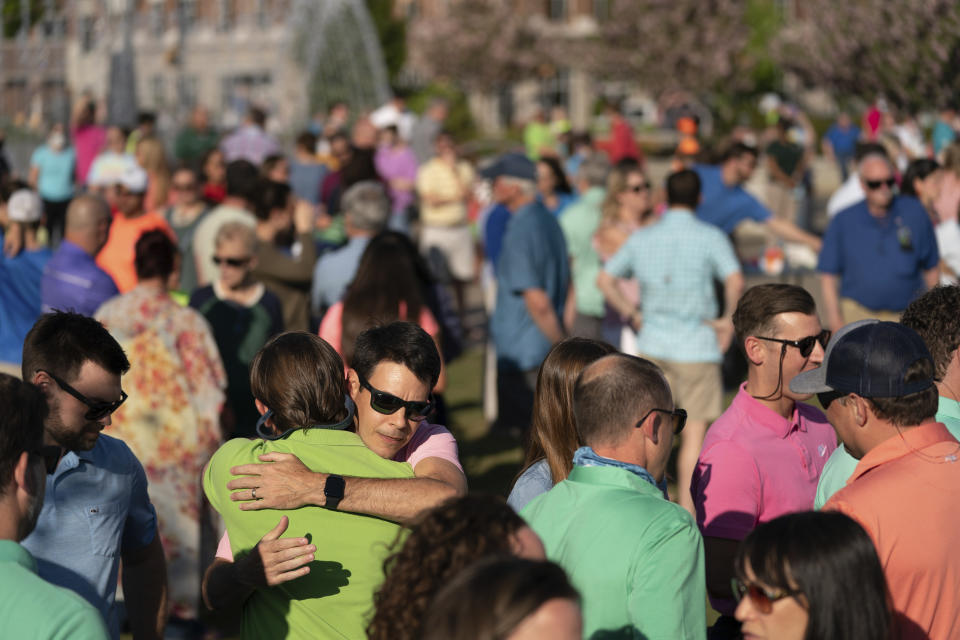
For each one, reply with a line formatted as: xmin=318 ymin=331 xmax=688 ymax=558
xmin=559 ymin=187 xmax=606 ymax=318
xmin=522 ymin=465 xmax=707 ymax=640
xmin=0 ymin=540 xmax=108 ymax=639
xmin=815 ymin=396 xmax=960 ymax=509
xmin=203 ymin=429 xmax=414 ymax=640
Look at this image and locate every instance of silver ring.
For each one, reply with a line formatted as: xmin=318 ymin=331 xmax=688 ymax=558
xmin=251 ymin=487 xmax=257 ymax=500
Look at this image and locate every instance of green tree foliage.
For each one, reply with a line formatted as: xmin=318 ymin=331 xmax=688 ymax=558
xmin=365 ymin=0 xmax=406 ymax=82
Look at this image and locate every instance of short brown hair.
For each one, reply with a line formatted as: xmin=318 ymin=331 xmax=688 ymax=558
xmin=573 ymin=354 xmax=670 ymax=448
xmin=900 ymin=285 xmax=960 ymax=381
xmin=866 ymin=358 xmax=939 ymax=426
xmin=250 ymin=332 xmax=347 ymax=433
xmin=733 ymin=284 xmax=817 ymax=352
xmin=0 ymin=375 xmax=47 ymax=496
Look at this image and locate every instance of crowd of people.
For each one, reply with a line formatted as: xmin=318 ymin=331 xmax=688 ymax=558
xmin=0 ymin=90 xmax=960 ymax=640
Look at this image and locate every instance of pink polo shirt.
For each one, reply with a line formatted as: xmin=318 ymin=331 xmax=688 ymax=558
xmin=215 ymin=422 xmax=462 ymax=560
xmin=691 ymin=383 xmax=836 ymax=614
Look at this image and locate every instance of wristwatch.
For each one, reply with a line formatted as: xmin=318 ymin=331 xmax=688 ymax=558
xmin=323 ymin=474 xmax=346 ymax=510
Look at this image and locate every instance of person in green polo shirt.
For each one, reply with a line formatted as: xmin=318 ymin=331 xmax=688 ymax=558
xmin=814 ymin=284 xmax=960 ymax=508
xmin=203 ymin=331 xmax=419 ymax=639
xmin=0 ymin=374 xmax=108 ymax=640
xmin=523 ymin=354 xmax=707 ymax=640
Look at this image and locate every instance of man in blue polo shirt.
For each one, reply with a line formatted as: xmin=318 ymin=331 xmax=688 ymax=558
xmin=488 ymin=152 xmax=569 ymax=434
xmin=818 ymin=153 xmax=939 ymax=332
xmin=695 ymin=142 xmax=821 ymax=251
xmin=20 ymin=312 xmax=167 ymax=640
xmin=41 ymin=195 xmax=118 ymax=316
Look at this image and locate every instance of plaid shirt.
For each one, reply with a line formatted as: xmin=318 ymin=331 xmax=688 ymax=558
xmin=604 ymin=208 xmax=740 ymax=363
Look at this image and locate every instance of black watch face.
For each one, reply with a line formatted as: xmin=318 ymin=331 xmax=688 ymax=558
xmin=326 ymin=475 xmax=345 ymax=498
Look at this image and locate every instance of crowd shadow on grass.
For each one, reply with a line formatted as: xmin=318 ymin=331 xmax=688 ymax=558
xmin=460 ymin=428 xmax=525 ymax=497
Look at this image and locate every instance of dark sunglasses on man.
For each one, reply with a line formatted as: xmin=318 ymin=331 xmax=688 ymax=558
xmin=638 ymin=407 xmax=687 ymax=434
xmin=212 ymin=256 xmax=252 ymax=268
xmin=357 ymin=373 xmax=433 ymax=421
xmin=731 ymin=577 xmax=800 ymax=614
xmin=864 ymin=177 xmax=896 ymax=190
xmin=38 ymin=369 xmax=127 ymax=421
xmin=756 ymin=330 xmax=831 ymax=359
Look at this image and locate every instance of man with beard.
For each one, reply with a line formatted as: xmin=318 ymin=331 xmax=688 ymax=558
xmin=20 ymin=312 xmax=167 ymax=640
xmin=0 ymin=373 xmax=108 ymax=639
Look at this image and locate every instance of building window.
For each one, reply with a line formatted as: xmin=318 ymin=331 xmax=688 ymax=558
xmin=217 ymin=0 xmax=235 ymax=32
xmin=256 ymin=0 xmax=268 ymax=28
xmin=540 ymin=68 xmax=570 ymax=111
xmin=498 ymin=85 xmax=515 ymax=129
xmin=80 ymin=15 xmax=96 ymax=52
xmin=593 ymin=0 xmax=611 ymax=22
xmin=221 ymin=73 xmax=272 ymax=115
xmin=151 ymin=74 xmax=166 ymax=108
xmin=177 ymin=0 xmax=197 ymax=34
xmin=177 ymin=75 xmax=198 ymax=108
xmin=149 ymin=3 xmax=165 ymax=37
xmin=547 ymin=0 xmax=567 ymax=21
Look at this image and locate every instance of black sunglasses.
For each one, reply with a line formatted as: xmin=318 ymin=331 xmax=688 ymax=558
xmin=31 ymin=444 xmax=63 ymax=474
xmin=864 ymin=177 xmax=896 ymax=190
xmin=638 ymin=407 xmax=687 ymax=434
xmin=357 ymin=374 xmax=432 ymax=421
xmin=212 ymin=256 xmax=251 ymax=267
xmin=731 ymin=577 xmax=800 ymax=614
xmin=39 ymin=369 xmax=127 ymax=421
xmin=817 ymin=389 xmax=846 ymax=410
xmin=628 ymin=183 xmax=649 ymax=193
xmin=756 ymin=330 xmax=831 ymax=358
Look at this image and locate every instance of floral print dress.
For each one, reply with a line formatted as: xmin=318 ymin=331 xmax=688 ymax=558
xmin=96 ymin=284 xmax=226 ymax=619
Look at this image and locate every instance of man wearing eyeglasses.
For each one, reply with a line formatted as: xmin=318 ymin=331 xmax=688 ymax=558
xmin=792 ymin=320 xmax=960 ymax=640
xmin=691 ymin=284 xmax=836 ymax=640
xmin=522 ymin=354 xmax=706 ymax=640
xmin=818 ymin=152 xmax=940 ymax=332
xmin=19 ymin=312 xmax=167 ymax=640
xmin=0 ymin=374 xmax=109 ymax=639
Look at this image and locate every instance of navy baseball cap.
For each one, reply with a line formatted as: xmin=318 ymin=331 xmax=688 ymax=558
xmin=790 ymin=320 xmax=934 ymax=398
xmin=479 ymin=152 xmax=537 ymax=181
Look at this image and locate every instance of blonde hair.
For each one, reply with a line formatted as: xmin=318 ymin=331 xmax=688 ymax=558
xmin=600 ymin=165 xmax=648 ymax=225
xmin=943 ymin=142 xmax=960 ymax=176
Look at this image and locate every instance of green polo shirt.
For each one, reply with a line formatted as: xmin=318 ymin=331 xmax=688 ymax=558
xmin=815 ymin=395 xmax=960 ymax=509
xmin=0 ymin=540 xmax=108 ymax=639
xmin=559 ymin=187 xmax=606 ymax=318
xmin=522 ymin=465 xmax=707 ymax=640
xmin=203 ymin=429 xmax=414 ymax=640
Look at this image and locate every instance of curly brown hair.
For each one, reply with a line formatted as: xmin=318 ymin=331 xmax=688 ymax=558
xmin=366 ymin=494 xmax=527 ymax=640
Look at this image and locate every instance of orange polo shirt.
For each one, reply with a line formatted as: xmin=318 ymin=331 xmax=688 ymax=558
xmin=96 ymin=211 xmax=174 ymax=294
xmin=825 ymin=422 xmax=960 ymax=640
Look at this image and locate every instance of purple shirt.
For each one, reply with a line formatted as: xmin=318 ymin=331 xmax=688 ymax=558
xmin=374 ymin=144 xmax=418 ymax=212
xmin=691 ymin=383 xmax=836 ymax=615
xmin=220 ymin=125 xmax=280 ymax=166
xmin=41 ymin=240 xmax=119 ymax=317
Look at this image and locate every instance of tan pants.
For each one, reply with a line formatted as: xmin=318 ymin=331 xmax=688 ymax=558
xmin=840 ymin=298 xmax=902 ymax=324
xmin=642 ymin=355 xmax=723 ymax=423
xmin=766 ymin=181 xmax=798 ymax=224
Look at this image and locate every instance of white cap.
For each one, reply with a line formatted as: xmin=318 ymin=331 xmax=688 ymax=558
xmin=119 ymin=165 xmax=149 ymax=194
xmin=7 ymin=189 xmax=42 ymax=223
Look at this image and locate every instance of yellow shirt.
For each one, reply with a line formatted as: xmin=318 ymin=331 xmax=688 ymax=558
xmin=416 ymin=158 xmax=475 ymax=226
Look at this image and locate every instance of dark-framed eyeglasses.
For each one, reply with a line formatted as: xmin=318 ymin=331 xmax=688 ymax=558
xmin=31 ymin=444 xmax=63 ymax=474
xmin=731 ymin=577 xmax=801 ymax=614
xmin=212 ymin=256 xmax=252 ymax=268
xmin=817 ymin=389 xmax=846 ymax=410
xmin=864 ymin=177 xmax=896 ymax=190
xmin=38 ymin=369 xmax=127 ymax=421
xmin=756 ymin=330 xmax=831 ymax=358
xmin=638 ymin=407 xmax=687 ymax=434
xmin=357 ymin=373 xmax=432 ymax=422
xmin=628 ymin=183 xmax=649 ymax=193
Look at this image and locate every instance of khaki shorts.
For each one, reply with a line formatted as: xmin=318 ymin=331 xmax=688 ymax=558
xmin=641 ymin=355 xmax=723 ymax=423
xmin=420 ymin=224 xmax=476 ymax=282
xmin=840 ymin=298 xmax=901 ymax=324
